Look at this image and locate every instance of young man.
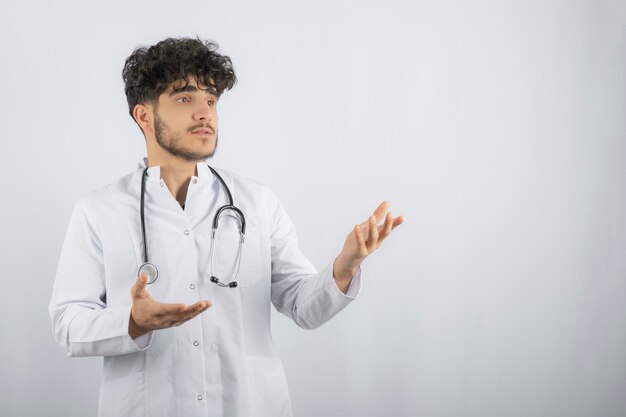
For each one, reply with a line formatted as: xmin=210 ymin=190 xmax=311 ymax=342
xmin=49 ymin=37 xmax=404 ymax=417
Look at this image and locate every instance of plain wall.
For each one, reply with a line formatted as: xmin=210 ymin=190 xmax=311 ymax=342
xmin=1 ymin=1 xmax=625 ymax=416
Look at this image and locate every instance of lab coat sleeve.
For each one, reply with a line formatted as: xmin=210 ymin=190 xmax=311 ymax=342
xmin=49 ymin=198 xmax=153 ymax=357
xmin=266 ymin=187 xmax=362 ymax=330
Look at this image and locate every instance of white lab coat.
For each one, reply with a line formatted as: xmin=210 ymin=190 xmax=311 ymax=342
xmin=49 ymin=159 xmax=362 ymax=417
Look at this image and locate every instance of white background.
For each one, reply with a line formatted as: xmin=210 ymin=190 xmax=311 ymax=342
xmin=1 ymin=1 xmax=625 ymax=416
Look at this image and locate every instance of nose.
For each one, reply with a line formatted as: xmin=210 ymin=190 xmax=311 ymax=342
xmin=193 ymin=101 xmax=214 ymax=122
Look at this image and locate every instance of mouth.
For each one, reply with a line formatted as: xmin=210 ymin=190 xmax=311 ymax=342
xmin=190 ymin=128 xmax=214 ymax=136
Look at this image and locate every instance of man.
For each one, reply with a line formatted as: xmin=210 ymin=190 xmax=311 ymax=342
xmin=49 ymin=37 xmax=404 ymax=417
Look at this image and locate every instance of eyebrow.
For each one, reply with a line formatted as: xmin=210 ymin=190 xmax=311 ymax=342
xmin=168 ymin=84 xmax=218 ymax=98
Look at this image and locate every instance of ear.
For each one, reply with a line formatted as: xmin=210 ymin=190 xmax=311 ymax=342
xmin=133 ymin=103 xmax=154 ymax=135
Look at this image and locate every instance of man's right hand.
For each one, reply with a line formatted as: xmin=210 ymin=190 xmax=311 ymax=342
xmin=129 ymin=272 xmax=213 ymax=339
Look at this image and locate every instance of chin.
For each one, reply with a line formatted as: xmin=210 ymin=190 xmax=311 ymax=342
xmin=192 ymin=135 xmax=217 ymax=159
xmin=199 ymin=146 xmax=217 ymax=160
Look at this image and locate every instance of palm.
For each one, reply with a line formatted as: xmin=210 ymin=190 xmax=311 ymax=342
xmin=339 ymin=200 xmax=405 ymax=270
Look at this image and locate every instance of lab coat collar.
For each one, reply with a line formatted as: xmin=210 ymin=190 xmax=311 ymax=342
xmin=137 ymin=157 xmax=215 ymax=183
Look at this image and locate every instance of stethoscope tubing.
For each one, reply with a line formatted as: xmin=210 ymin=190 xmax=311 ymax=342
xmin=138 ymin=164 xmax=245 ymax=287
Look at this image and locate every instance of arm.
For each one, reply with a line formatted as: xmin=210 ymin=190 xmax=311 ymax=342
xmin=267 ymin=188 xmax=405 ymax=329
xmin=48 ymin=199 xmax=212 ymax=357
xmin=266 ymin=188 xmax=363 ymax=330
xmin=49 ymin=199 xmax=151 ymax=357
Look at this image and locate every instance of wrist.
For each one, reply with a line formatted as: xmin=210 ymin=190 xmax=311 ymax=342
xmin=128 ymin=311 xmax=149 ymax=339
xmin=333 ymin=255 xmax=359 ymax=282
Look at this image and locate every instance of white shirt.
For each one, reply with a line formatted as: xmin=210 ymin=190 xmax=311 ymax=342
xmin=49 ymin=159 xmax=362 ymax=417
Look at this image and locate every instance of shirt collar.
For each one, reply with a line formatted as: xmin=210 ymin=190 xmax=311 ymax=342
xmin=137 ymin=157 xmax=215 ymax=182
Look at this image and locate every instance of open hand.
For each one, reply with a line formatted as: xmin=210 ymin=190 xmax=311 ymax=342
xmin=129 ymin=272 xmax=213 ymax=339
xmin=334 ymin=200 xmax=405 ymax=281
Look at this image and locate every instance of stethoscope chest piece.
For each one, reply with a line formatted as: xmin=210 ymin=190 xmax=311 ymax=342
xmin=138 ymin=262 xmax=159 ymax=285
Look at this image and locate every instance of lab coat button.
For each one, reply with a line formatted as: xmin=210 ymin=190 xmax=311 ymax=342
xmin=193 ymin=340 xmax=199 ymax=346
xmin=184 ymin=230 xmax=190 ymax=235
xmin=159 ymin=181 xmax=164 ymax=187
xmin=197 ymin=394 xmax=203 ymax=401
xmin=192 ymin=179 xmax=198 ymax=184
xmin=189 ymin=283 xmax=196 ymax=290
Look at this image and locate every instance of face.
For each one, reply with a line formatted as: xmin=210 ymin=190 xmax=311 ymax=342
xmin=151 ymin=76 xmax=219 ymax=161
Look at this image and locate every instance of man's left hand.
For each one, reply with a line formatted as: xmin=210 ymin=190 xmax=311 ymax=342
xmin=333 ymin=200 xmax=405 ymax=284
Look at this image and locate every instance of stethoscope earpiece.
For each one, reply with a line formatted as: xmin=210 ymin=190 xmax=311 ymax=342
xmin=210 ymin=276 xmax=239 ymax=288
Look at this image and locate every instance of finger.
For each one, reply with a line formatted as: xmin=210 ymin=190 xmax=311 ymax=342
xmin=358 ymin=201 xmax=388 ymax=228
xmin=391 ymin=215 xmax=406 ymax=230
xmin=132 ymin=273 xmax=149 ymax=299
xmin=368 ymin=215 xmax=379 ymax=250
xmin=355 ymin=224 xmax=367 ymax=256
xmin=182 ymin=310 xmax=203 ymax=323
xmin=372 ymin=200 xmax=390 ymax=223
xmin=184 ymin=300 xmax=213 ymax=318
xmin=190 ymin=300 xmax=213 ymax=310
xmin=182 ymin=302 xmax=212 ymax=322
xmin=172 ymin=300 xmax=212 ymax=321
xmin=167 ymin=301 xmax=212 ymax=327
xmin=378 ymin=212 xmax=394 ymax=240
xmin=154 ymin=302 xmax=188 ymax=318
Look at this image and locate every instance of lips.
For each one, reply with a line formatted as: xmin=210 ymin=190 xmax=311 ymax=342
xmin=191 ymin=128 xmax=213 ymax=135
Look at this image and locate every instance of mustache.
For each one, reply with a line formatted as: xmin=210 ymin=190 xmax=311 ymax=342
xmin=188 ymin=123 xmax=215 ymax=133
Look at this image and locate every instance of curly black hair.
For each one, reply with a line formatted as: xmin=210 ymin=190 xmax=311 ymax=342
xmin=122 ymin=37 xmax=237 ymax=127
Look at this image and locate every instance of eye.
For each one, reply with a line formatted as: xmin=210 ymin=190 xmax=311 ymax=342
xmin=176 ymin=96 xmax=190 ymax=103
xmin=208 ymin=100 xmax=215 ymax=106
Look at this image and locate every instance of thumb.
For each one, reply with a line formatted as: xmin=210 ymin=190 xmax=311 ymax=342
xmin=132 ymin=272 xmax=148 ymax=299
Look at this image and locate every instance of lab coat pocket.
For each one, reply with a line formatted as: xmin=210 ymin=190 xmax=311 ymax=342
xmin=245 ymin=356 xmax=292 ymax=417
xmin=212 ymin=222 xmax=263 ymax=288
xmin=98 ymin=371 xmax=145 ymax=417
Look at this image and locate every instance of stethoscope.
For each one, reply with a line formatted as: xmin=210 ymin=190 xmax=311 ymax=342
xmin=137 ymin=164 xmax=246 ymax=288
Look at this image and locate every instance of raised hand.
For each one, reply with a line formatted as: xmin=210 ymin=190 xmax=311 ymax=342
xmin=333 ymin=200 xmax=405 ymax=283
xmin=129 ymin=272 xmax=213 ymax=339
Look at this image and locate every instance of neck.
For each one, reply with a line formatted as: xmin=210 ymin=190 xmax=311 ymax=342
xmin=147 ymin=148 xmax=200 ymax=207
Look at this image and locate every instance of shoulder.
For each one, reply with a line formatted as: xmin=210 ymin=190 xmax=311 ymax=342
xmin=210 ymin=165 xmax=264 ymax=187
xmin=208 ymin=165 xmax=285 ymax=215
xmin=210 ymin=165 xmax=272 ymax=197
xmin=75 ymin=170 xmax=139 ymax=220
